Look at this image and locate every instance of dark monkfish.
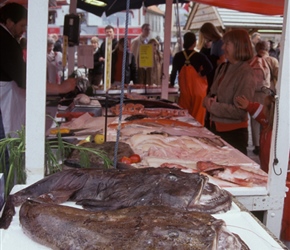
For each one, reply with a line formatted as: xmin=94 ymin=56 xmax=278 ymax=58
xmin=20 ymin=200 xmax=249 ymax=250
xmin=0 ymin=167 xmax=232 ymax=229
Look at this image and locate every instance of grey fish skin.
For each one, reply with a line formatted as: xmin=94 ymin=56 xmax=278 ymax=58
xmin=19 ymin=200 xmax=250 ymax=250
xmin=1 ymin=167 xmax=232 ymax=229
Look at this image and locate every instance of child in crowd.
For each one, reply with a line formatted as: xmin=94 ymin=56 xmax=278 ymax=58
xmin=235 ymin=90 xmax=275 ymax=173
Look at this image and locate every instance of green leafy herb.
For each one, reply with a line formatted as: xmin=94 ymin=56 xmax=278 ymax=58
xmin=0 ymin=126 xmax=112 ymax=197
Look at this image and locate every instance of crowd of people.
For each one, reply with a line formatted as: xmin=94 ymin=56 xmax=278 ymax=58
xmin=88 ymin=23 xmax=164 ymax=87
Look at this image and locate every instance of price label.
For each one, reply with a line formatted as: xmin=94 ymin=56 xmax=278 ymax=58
xmin=139 ymin=44 xmax=153 ymax=68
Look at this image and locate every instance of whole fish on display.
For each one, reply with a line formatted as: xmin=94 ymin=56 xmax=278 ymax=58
xmin=0 ymin=167 xmax=232 ymax=229
xmin=19 ymin=200 xmax=249 ymax=250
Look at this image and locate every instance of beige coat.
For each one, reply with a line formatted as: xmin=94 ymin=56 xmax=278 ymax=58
xmin=207 ymin=61 xmax=256 ymax=124
xmin=130 ymin=35 xmax=148 ymax=68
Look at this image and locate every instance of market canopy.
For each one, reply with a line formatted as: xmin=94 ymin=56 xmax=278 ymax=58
xmin=192 ymin=0 xmax=284 ymax=15
xmin=76 ymin=0 xmax=189 ymax=17
xmin=76 ymin=0 xmax=285 ymax=16
xmin=0 ymin=0 xmax=285 ymax=16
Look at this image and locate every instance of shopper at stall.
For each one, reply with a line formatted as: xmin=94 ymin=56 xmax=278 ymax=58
xmin=268 ymin=40 xmax=279 ymax=60
xmin=203 ymin=29 xmax=255 ymax=155
xmin=130 ymin=23 xmax=151 ymax=84
xmin=145 ymin=38 xmax=163 ymax=86
xmin=236 ymin=91 xmax=275 ymax=173
xmin=249 ymin=40 xmax=278 ymax=155
xmin=170 ymin=32 xmax=213 ymax=125
xmin=51 ymin=33 xmax=62 ymax=53
xmin=251 ymin=32 xmax=261 ymax=55
xmin=88 ymin=36 xmax=103 ymax=86
xmin=255 ymin=41 xmax=279 ymax=94
xmin=198 ymin=22 xmax=226 ymax=66
xmin=111 ymin=38 xmax=137 ymax=86
xmin=47 ymin=37 xmax=63 ymax=84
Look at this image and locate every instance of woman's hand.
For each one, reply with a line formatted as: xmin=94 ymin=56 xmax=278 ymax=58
xmin=203 ymin=95 xmax=217 ymax=110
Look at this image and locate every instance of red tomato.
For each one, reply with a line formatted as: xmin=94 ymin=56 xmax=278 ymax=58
xmin=120 ymin=156 xmax=132 ymax=164
xmin=130 ymin=154 xmax=141 ymax=163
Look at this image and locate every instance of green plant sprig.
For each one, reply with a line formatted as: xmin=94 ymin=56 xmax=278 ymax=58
xmin=0 ymin=127 xmax=26 ymax=198
xmin=1 ymin=125 xmax=113 ymax=198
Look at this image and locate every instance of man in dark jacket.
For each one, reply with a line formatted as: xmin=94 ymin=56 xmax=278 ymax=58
xmin=99 ymin=25 xmax=118 ymax=64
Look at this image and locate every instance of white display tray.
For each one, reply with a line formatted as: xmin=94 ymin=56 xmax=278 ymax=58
xmin=0 ymin=185 xmax=284 ymax=250
xmin=213 ymin=212 xmax=284 ymax=249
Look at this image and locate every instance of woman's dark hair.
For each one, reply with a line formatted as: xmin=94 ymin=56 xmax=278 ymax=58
xmin=183 ymin=32 xmax=196 ymax=49
xmin=0 ymin=3 xmax=27 ymax=24
xmin=222 ymin=29 xmax=253 ymax=61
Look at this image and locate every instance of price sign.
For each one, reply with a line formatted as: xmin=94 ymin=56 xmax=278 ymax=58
xmin=139 ymin=44 xmax=153 ymax=68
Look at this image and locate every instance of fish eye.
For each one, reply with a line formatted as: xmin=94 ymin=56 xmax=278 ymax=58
xmin=168 ymin=229 xmax=179 ymax=238
xmin=167 ymin=173 xmax=178 ymax=181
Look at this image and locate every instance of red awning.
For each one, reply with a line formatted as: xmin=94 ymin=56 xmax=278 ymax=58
xmin=192 ymin=0 xmax=284 ymax=16
xmin=1 ymin=0 xmax=285 ymax=16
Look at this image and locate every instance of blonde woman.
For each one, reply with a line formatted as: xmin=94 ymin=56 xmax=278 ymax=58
xmin=198 ymin=22 xmax=226 ymax=66
xmin=88 ymin=36 xmax=103 ymax=86
xmin=146 ymin=38 xmax=163 ymax=86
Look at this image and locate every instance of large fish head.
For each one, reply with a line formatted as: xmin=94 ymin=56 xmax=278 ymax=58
xmin=151 ymin=169 xmax=212 ymax=210
xmin=154 ymin=168 xmax=231 ymax=213
xmin=193 ymin=178 xmax=232 ymax=214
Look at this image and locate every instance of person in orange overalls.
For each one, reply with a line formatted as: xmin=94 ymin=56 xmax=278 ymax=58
xmin=170 ymin=32 xmax=213 ymax=125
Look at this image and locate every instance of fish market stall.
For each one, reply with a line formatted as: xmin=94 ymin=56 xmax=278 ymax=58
xmin=11 ymin=0 xmax=287 ymax=241
xmin=0 ymin=96 xmax=288 ymax=248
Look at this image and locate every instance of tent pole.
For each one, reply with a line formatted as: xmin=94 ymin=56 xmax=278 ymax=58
xmin=67 ymin=0 xmax=77 ymax=76
xmin=25 ymin=0 xmax=49 ymax=184
xmin=264 ymin=0 xmax=290 ymax=238
xmin=161 ymin=0 xmax=173 ymax=99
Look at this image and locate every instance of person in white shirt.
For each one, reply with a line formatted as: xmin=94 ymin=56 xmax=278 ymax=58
xmin=47 ymin=37 xmax=63 ymax=84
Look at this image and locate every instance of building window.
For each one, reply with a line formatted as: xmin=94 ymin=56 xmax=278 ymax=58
xmin=78 ymin=12 xmax=87 ymax=25
xmin=48 ymin=10 xmax=56 ymax=24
